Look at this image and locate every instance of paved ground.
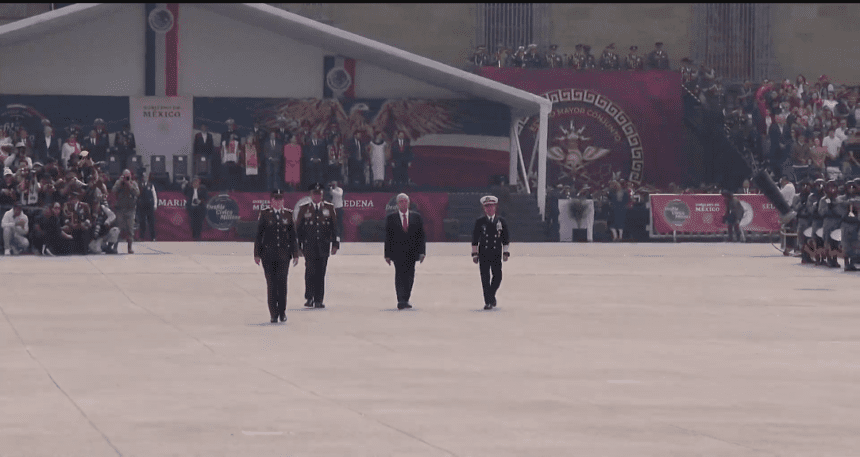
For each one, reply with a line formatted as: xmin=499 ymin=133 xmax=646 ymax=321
xmin=2 ymin=242 xmax=859 ymax=457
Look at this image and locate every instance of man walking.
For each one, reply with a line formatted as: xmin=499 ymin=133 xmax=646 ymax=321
xmin=255 ymin=189 xmax=299 ymax=323
xmin=472 ymin=195 xmax=510 ymax=309
xmin=296 ymin=183 xmax=339 ymax=309
xmin=384 ymin=193 xmax=426 ymax=309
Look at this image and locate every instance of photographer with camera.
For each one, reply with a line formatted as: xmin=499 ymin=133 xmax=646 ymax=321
xmin=111 ymin=169 xmax=140 ymax=254
xmin=182 ymin=176 xmax=208 ymax=241
xmin=89 ymin=199 xmax=120 ymax=254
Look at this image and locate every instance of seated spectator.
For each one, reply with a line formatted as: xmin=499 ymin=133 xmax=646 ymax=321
xmin=2 ymin=202 xmax=29 ymax=255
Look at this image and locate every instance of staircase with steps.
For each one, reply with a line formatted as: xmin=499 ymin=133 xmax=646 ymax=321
xmin=445 ymin=191 xmax=547 ymax=242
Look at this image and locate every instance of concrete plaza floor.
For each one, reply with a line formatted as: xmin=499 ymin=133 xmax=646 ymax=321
xmin=1 ymin=242 xmax=859 ymax=457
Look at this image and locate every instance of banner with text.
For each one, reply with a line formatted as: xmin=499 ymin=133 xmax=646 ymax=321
xmin=649 ymin=194 xmax=780 ymax=234
xmin=478 ymin=68 xmax=685 ymax=188
xmin=130 ymin=96 xmax=192 ymax=178
xmin=154 ymin=191 xmax=449 ymax=242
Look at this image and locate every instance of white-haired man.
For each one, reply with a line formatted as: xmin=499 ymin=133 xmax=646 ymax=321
xmin=384 ymin=193 xmax=426 ymax=309
xmin=472 ymin=195 xmax=510 ymax=309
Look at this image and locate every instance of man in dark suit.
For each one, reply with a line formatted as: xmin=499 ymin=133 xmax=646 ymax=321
xmin=769 ymin=114 xmax=791 ymax=174
xmin=182 ymin=176 xmax=208 ymax=241
xmin=303 ymin=132 xmax=326 ymax=188
xmin=472 ymin=196 xmax=510 ymax=309
xmin=295 ymin=182 xmax=339 ymax=308
xmin=113 ymin=124 xmax=136 ymax=170
xmin=193 ymin=123 xmax=215 ymax=172
xmin=255 ymin=189 xmax=299 ymax=323
xmin=345 ymin=130 xmax=366 ymax=189
xmin=384 ymin=193 xmax=426 ymax=309
xmin=390 ymin=131 xmax=413 ymax=186
xmin=83 ymin=129 xmax=108 ymax=163
xmin=34 ymin=125 xmax=60 ymax=164
xmin=263 ymin=131 xmax=283 ymax=192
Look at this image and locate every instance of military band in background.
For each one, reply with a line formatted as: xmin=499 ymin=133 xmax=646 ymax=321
xmin=469 ymin=41 xmax=669 ymax=71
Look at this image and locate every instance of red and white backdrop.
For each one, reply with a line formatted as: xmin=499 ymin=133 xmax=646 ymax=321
xmin=153 ymin=191 xmax=450 ymax=242
xmin=649 ymin=194 xmax=781 ymax=234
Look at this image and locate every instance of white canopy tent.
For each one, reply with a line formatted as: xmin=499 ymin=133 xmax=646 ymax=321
xmin=0 ymin=3 xmax=551 ymax=217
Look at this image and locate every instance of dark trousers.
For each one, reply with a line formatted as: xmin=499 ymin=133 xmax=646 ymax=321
xmin=138 ymin=206 xmax=156 ymax=240
xmin=393 ymin=163 xmax=409 ymax=185
xmin=188 ymin=205 xmax=205 ymax=240
xmin=71 ymin=229 xmax=89 ymax=255
xmin=304 ymin=256 xmax=329 ymax=303
xmin=479 ymin=256 xmax=503 ymax=305
xmin=393 ymin=258 xmax=416 ymax=303
xmin=263 ymin=258 xmax=289 ymax=319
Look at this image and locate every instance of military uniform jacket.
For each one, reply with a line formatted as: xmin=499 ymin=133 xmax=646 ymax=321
xmin=255 ymin=207 xmax=298 ymax=262
xmin=472 ymin=215 xmax=510 ymax=259
xmin=296 ymin=201 xmax=339 ymax=258
xmin=792 ymin=193 xmax=813 ymax=231
xmin=818 ymin=194 xmax=843 ymax=235
xmin=808 ymin=191 xmax=824 ymax=230
xmin=842 ymin=197 xmax=860 ymax=256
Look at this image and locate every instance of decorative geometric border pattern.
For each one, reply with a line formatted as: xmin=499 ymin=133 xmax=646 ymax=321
xmin=541 ymin=88 xmax=644 ymax=184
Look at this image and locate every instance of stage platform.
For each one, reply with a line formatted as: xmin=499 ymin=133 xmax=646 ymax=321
xmin=2 ymin=242 xmax=858 ymax=456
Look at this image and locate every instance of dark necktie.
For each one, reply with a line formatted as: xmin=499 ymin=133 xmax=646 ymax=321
xmin=402 ymin=213 xmax=408 ymax=231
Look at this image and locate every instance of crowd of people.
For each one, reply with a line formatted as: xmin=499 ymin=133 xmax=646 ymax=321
xmin=468 ymin=42 xmax=671 ymax=70
xmin=0 ymin=122 xmax=157 ymax=256
xmin=195 ymin=119 xmax=417 ymax=193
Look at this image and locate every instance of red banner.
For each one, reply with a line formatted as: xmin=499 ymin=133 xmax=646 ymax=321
xmin=649 ymin=194 xmax=780 ymax=234
xmin=153 ymin=191 xmax=449 ymax=242
xmin=478 ymin=68 xmax=685 ymax=187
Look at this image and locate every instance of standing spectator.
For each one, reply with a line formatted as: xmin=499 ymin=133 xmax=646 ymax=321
xmin=303 ymin=132 xmax=326 ymax=188
xmin=384 ymin=193 xmax=426 ymax=310
xmin=391 ymin=131 xmax=413 ymax=186
xmin=60 ymin=132 xmax=81 ymax=168
xmin=34 ymin=125 xmax=60 ymax=164
xmin=221 ymin=131 xmax=241 ymax=192
xmin=193 ymin=123 xmax=215 ymax=179
xmin=263 ymin=131 xmax=282 ymax=192
xmin=182 ymin=176 xmax=208 ymax=241
xmin=83 ymin=129 xmax=107 ymax=163
xmin=283 ymin=135 xmax=302 ymax=190
xmin=5 ymin=142 xmax=32 ymax=172
xmin=137 ymin=172 xmax=158 ymax=242
xmin=608 ymin=180 xmax=629 ymax=241
xmin=810 ymin=137 xmax=828 ymax=174
xmin=326 ymin=132 xmax=345 ymax=184
xmin=769 ymin=115 xmax=791 ymax=174
xmin=721 ymin=190 xmax=745 ymax=242
xmin=823 ymin=128 xmax=844 ymax=179
xmin=114 ymin=124 xmax=136 ymax=170
xmin=368 ymin=132 xmax=388 ymax=188
xmin=242 ymin=135 xmax=260 ymax=191
xmin=2 ymin=202 xmax=29 ymax=255
xmin=328 ymin=180 xmax=344 ymax=238
xmin=346 ymin=131 xmax=366 ymax=189
xmin=112 ymin=169 xmax=140 ymax=254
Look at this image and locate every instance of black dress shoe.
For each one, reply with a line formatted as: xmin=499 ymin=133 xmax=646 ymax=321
xmin=491 ymin=301 xmax=497 ymax=308
xmin=403 ymin=302 xmax=412 ymax=309
xmin=304 ymin=299 xmax=314 ymax=308
xmin=483 ymin=303 xmax=493 ymax=310
xmin=279 ymin=314 xmax=287 ymax=322
xmin=397 ymin=302 xmax=406 ymax=310
xmin=314 ymin=302 xmax=325 ymax=309
xmin=270 ymin=317 xmax=278 ymax=323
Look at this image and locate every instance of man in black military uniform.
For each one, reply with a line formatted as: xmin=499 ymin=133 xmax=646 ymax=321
xmin=472 ymin=195 xmax=510 ymax=310
xmin=818 ymin=180 xmax=843 ymax=268
xmin=296 ymin=183 xmax=339 ymax=308
xmin=841 ymin=179 xmax=860 ymax=271
xmin=545 ymin=44 xmax=564 ymax=68
xmin=624 ymin=46 xmax=644 ymax=70
xmin=648 ymin=42 xmax=670 ymax=70
xmin=254 ymin=189 xmax=299 ymax=323
xmin=792 ymin=179 xmax=814 ymax=264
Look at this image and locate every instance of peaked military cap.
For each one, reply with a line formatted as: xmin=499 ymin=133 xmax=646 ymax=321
xmin=480 ymin=195 xmax=499 ymax=205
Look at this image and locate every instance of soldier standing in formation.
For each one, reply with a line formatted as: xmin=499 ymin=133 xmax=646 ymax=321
xmin=792 ymin=179 xmax=814 ymax=264
xmin=625 ymin=46 xmax=644 ymax=70
xmin=818 ymin=180 xmax=843 ymax=268
xmin=841 ymin=179 xmax=860 ymax=271
xmin=582 ymin=45 xmax=596 ymax=69
xmin=471 ymin=196 xmax=510 ymax=310
xmin=599 ymin=43 xmax=620 ymax=70
xmin=545 ymin=44 xmax=563 ymax=68
xmin=469 ymin=45 xmax=490 ymax=67
xmin=296 ymin=183 xmax=339 ymax=309
xmin=568 ymin=44 xmax=585 ymax=69
xmin=255 ymin=189 xmax=299 ymax=323
xmin=648 ymin=42 xmax=670 ymax=70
